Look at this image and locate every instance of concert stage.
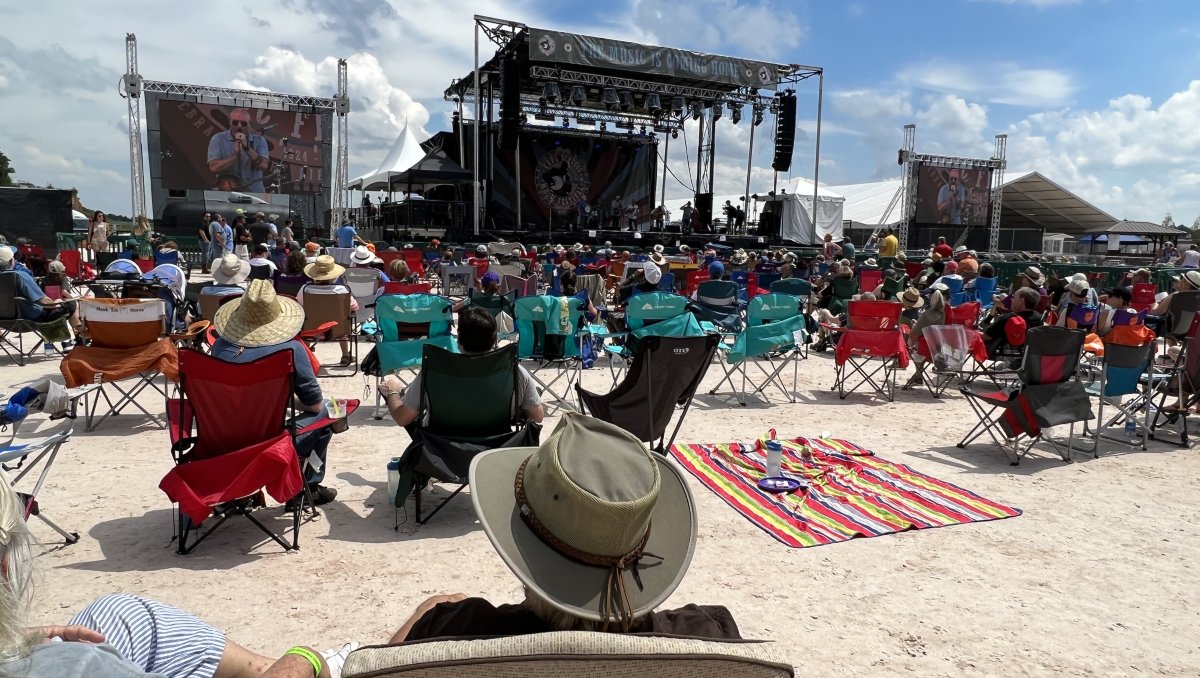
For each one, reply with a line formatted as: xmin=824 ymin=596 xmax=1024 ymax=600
xmin=478 ymin=227 xmax=796 ymax=252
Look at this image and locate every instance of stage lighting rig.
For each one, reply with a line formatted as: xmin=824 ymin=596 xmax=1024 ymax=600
xmin=671 ymin=128 xmax=679 ymax=139
xmin=645 ymin=93 xmax=662 ymax=114
xmin=752 ymin=105 xmax=765 ymax=127
xmin=729 ymin=101 xmax=743 ymax=125
xmin=671 ymin=96 xmax=686 ymax=116
xmin=543 ymin=82 xmax=560 ymax=104
xmin=619 ymin=91 xmax=634 ymax=112
xmin=570 ymin=85 xmax=587 ymax=105
xmin=562 ymin=117 xmax=570 ymax=128
xmin=602 ymin=87 xmax=619 ymax=109
xmin=690 ymin=101 xmax=704 ymax=120
xmin=712 ymin=100 xmax=723 ymax=122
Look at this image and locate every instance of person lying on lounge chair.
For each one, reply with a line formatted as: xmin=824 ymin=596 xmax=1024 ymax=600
xmin=388 ymin=414 xmax=741 ymax=642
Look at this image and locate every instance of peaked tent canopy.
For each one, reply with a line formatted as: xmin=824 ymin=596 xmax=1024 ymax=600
xmin=387 ymin=148 xmax=472 ymax=192
xmin=346 ymin=120 xmax=430 ymax=191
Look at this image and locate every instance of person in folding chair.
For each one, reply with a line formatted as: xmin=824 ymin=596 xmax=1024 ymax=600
xmin=2 ymin=247 xmax=82 ymax=342
xmin=298 ymin=255 xmax=358 ymax=367
xmin=0 ymin=479 xmax=369 ymax=678
xmin=983 ymin=287 xmax=1044 ymax=361
xmin=390 ymin=414 xmax=741 ymax=642
xmin=379 ymin=307 xmax=543 ymax=432
xmin=210 ymin=279 xmax=341 ymax=507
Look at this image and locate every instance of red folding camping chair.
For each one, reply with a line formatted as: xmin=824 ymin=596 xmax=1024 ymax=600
xmin=1130 ymin=283 xmax=1157 ymax=313
xmin=159 ymin=348 xmax=357 ymax=554
xmin=382 ymin=282 xmax=433 ymax=295
xmin=828 ymin=300 xmax=908 ymax=402
xmin=946 ymin=301 xmax=981 ymax=328
xmin=859 ymin=269 xmax=883 ymax=294
xmin=57 ymin=250 xmax=95 ymax=282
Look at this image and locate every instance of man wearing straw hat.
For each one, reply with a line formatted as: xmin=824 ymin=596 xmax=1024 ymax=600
xmin=211 ymin=279 xmax=341 ymax=506
xmin=391 ymin=414 xmax=740 ymax=642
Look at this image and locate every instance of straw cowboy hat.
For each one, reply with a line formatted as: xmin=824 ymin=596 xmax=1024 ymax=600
xmin=730 ymin=249 xmax=749 ymax=265
xmin=678 ymin=244 xmax=691 ymax=253
xmin=899 ymin=287 xmax=925 ymax=309
xmin=649 ymin=250 xmax=667 ymax=266
xmin=652 ymin=244 xmax=664 ymax=254
xmin=304 ymin=254 xmax=346 ymax=282
xmin=469 ymin=414 xmax=697 ymax=626
xmin=213 ymin=279 xmax=304 ymax=348
xmin=1173 ymin=270 xmax=1200 ymax=290
xmin=863 ymin=258 xmax=879 ymax=268
xmin=1021 ymin=265 xmax=1046 ymax=287
xmin=954 ymin=245 xmax=969 ymax=256
xmin=895 ymin=252 xmax=907 ymax=262
xmin=350 ymin=245 xmax=380 ymax=265
xmin=210 ymin=253 xmax=250 ymax=285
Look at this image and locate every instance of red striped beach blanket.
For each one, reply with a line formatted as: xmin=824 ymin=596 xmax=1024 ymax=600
xmin=670 ymin=435 xmax=1021 ymax=548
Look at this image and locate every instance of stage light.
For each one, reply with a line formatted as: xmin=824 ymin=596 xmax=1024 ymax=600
xmin=602 ymin=87 xmax=619 ymax=109
xmin=570 ymin=85 xmax=587 ymax=105
xmin=671 ymin=96 xmax=686 ymax=115
xmin=728 ymin=101 xmax=743 ymax=125
xmin=543 ymin=82 xmax=560 ymax=104
xmin=562 ymin=117 xmax=570 ymax=128
xmin=753 ymin=106 xmax=764 ymax=127
xmin=671 ymin=129 xmax=679 ymax=140
xmin=599 ymin=122 xmax=607 ymax=133
xmin=690 ymin=101 xmax=704 ymax=120
xmin=645 ymin=93 xmax=662 ymax=114
xmin=712 ymin=101 xmax=723 ymax=122
xmin=619 ymin=91 xmax=634 ymax=112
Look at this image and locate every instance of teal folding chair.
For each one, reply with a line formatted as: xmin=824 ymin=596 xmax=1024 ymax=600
xmin=370 ymin=293 xmax=457 ymax=418
xmin=710 ymin=293 xmax=808 ymax=405
xmin=603 ymin=292 xmax=693 ymax=384
xmin=513 ymin=295 xmax=588 ymax=413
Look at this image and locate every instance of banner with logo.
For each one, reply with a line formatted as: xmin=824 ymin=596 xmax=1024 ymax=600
xmin=527 ymin=27 xmax=780 ymax=90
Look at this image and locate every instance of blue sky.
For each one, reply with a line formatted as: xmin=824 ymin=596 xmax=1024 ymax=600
xmin=1 ymin=0 xmax=1198 ymax=223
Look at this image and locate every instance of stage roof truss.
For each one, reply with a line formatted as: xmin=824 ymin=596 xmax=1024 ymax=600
xmin=140 ymin=80 xmax=337 ymax=110
xmin=900 ymin=150 xmax=1006 ymax=171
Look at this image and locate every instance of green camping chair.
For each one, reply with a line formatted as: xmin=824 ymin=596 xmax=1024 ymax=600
xmin=398 ymin=343 xmax=540 ymax=524
xmin=370 ymin=293 xmax=457 ymax=418
xmin=710 ymin=293 xmax=808 ymax=406
xmin=513 ymin=295 xmax=588 ymax=413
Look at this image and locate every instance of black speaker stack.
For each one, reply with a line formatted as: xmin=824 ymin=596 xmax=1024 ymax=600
xmin=771 ymin=91 xmax=797 ymax=173
xmin=499 ymin=56 xmax=521 ymax=152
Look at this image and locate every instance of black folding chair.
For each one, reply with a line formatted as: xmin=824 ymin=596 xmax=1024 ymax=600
xmin=577 ymin=334 xmax=720 ymax=454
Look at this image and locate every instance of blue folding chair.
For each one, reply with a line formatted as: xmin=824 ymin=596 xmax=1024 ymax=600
xmin=368 ymin=293 xmax=456 ymax=418
xmin=972 ymin=276 xmax=998 ymax=309
xmin=513 ymin=295 xmax=588 ymax=413
xmin=1083 ymin=340 xmax=1155 ymax=456
xmin=709 ymin=293 xmax=808 ymax=405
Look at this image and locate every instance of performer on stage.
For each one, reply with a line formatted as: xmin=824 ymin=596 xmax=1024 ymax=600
xmin=207 ymin=108 xmax=270 ymax=192
xmin=610 ymin=195 xmax=623 ymax=229
xmin=625 ymin=203 xmax=640 ymax=231
xmin=680 ymin=201 xmax=694 ymax=232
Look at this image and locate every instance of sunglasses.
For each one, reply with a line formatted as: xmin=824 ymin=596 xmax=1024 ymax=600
xmin=231 ymin=120 xmax=249 ymax=127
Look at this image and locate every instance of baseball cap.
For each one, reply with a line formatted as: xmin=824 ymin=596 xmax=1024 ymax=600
xmin=643 ymin=266 xmax=662 ymax=285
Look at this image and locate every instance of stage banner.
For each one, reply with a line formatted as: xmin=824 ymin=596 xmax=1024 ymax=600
xmin=483 ymin=126 xmax=657 ymax=231
xmin=527 ymin=27 xmax=780 ymax=90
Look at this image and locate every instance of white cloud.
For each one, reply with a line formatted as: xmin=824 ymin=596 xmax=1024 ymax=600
xmin=898 ymin=62 xmax=1077 ymax=108
xmin=629 ymin=0 xmax=805 ymax=61
xmin=915 ymin=95 xmax=990 ymax=150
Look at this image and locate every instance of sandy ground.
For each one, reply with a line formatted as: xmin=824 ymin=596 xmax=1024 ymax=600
xmin=5 ymin=323 xmax=1200 ymax=677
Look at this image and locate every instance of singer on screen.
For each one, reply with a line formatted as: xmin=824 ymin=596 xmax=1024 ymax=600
xmin=936 ymin=169 xmax=967 ymax=225
xmin=207 ymin=108 xmax=270 ymax=192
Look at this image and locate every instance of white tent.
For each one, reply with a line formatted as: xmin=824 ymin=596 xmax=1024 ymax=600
xmin=756 ymin=191 xmax=844 ymax=245
xmin=345 ymin=120 xmax=429 ymax=191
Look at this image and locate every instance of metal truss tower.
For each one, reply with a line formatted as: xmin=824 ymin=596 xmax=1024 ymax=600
xmin=896 ymin=124 xmax=916 ymax=250
xmin=121 ymin=34 xmax=147 ymax=220
xmin=988 ymin=134 xmax=1008 ymax=253
xmin=332 ymin=59 xmax=350 ymax=232
xmin=695 ymin=107 xmax=716 ymax=206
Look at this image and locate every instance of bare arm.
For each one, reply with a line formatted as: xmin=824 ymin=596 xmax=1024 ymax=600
xmin=523 ymin=404 xmax=545 ymax=424
xmin=1150 ymin=293 xmax=1172 ymax=317
xmin=260 ymin=648 xmax=330 ymax=678
xmin=208 ymin=155 xmax=239 ymax=173
xmin=380 ymin=375 xmax=418 ymax=427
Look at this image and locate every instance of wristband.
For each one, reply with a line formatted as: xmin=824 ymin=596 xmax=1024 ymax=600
xmin=284 ymin=647 xmax=323 ymax=677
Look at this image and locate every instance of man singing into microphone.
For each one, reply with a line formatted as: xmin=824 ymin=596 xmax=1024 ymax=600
xmin=207 ymin=108 xmax=270 ymax=192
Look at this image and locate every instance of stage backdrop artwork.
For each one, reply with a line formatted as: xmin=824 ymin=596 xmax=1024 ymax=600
xmin=487 ymin=128 xmax=658 ymax=231
xmin=158 ymin=101 xmax=325 ymax=195
xmin=914 ymin=165 xmax=992 ymax=227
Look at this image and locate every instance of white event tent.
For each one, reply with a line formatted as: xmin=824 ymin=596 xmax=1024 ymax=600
xmin=346 ymin=120 xmax=429 ymax=192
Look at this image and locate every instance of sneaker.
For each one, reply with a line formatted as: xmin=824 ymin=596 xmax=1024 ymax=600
xmin=285 ymin=484 xmax=337 ymax=511
xmin=320 ymin=642 xmax=359 ymax=678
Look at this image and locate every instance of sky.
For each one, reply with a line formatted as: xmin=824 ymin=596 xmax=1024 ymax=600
xmin=2 ymin=0 xmax=1199 ymax=224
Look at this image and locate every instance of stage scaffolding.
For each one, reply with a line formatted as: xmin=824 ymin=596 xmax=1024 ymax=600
xmin=447 ymin=15 xmax=824 ymax=238
xmin=897 ymin=126 xmax=1008 ymax=252
xmin=121 ymin=34 xmax=350 ymax=231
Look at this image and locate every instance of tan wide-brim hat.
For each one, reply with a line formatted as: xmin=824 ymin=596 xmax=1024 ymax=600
xmin=304 ymin=254 xmax=346 ymax=281
xmin=470 ymin=415 xmax=697 ymax=624
xmin=650 ymin=253 xmax=667 ymax=266
xmin=1022 ymin=266 xmax=1046 ymax=287
xmin=213 ymin=279 xmax=305 ymax=348
xmin=210 ymin=253 xmax=250 ymax=285
xmin=900 ymin=287 xmax=925 ymax=309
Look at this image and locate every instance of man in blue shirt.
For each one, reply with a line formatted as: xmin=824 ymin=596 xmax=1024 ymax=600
xmin=936 ymin=169 xmax=967 ymax=225
xmin=336 ymin=218 xmax=367 ymax=248
xmin=1 ymin=247 xmax=82 ymax=336
xmin=206 ymin=215 xmax=226 ymax=263
xmin=209 ymin=279 xmax=340 ymax=506
xmin=206 ymin=108 xmax=270 ymax=192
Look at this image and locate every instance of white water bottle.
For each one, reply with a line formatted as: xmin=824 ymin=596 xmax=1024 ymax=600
xmin=765 ymin=440 xmax=783 ymax=478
